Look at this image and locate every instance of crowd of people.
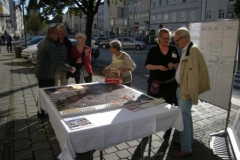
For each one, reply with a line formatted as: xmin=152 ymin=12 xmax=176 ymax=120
xmin=35 ymin=24 xmax=210 ymax=159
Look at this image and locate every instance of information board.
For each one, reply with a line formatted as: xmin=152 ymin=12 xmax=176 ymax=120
xmin=189 ymin=20 xmax=240 ymax=110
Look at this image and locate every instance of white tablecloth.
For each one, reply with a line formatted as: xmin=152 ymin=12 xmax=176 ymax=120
xmin=38 ymin=85 xmax=183 ymax=160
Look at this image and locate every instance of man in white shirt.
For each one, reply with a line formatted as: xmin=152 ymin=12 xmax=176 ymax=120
xmin=172 ymin=27 xmax=210 ymax=158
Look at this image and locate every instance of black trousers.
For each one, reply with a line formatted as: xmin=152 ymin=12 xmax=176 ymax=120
xmin=7 ymin=43 xmax=12 ymax=52
xmin=37 ymin=78 xmax=55 ymax=114
xmin=37 ymin=78 xmax=55 ymax=88
xmin=75 ymin=74 xmax=92 ymax=84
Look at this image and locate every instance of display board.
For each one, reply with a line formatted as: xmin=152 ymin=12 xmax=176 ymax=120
xmin=189 ymin=20 xmax=240 ymax=110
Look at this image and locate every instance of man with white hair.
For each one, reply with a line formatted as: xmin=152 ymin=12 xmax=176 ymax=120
xmin=172 ymin=27 xmax=210 ymax=158
xmin=54 ymin=24 xmax=73 ymax=86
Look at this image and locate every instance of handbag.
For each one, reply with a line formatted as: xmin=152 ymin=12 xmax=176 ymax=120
xmin=150 ymin=80 xmax=163 ymax=95
xmin=150 ymin=77 xmax=175 ymax=95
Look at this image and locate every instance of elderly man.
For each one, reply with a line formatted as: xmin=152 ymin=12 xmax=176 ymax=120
xmin=35 ymin=26 xmax=75 ymax=116
xmin=172 ymin=27 xmax=210 ymax=157
xmin=54 ymin=24 xmax=73 ymax=86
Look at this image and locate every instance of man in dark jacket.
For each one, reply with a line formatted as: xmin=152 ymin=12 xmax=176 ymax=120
xmin=35 ymin=26 xmax=75 ymax=115
xmin=54 ymin=24 xmax=73 ymax=86
xmin=6 ymin=33 xmax=12 ymax=53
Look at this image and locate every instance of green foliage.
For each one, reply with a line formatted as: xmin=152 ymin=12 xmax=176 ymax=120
xmin=234 ymin=0 xmax=240 ymax=17
xmin=37 ymin=0 xmax=102 ymax=45
xmin=25 ymin=13 xmax=46 ymax=34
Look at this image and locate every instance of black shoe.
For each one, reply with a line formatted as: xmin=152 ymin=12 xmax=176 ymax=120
xmin=37 ymin=111 xmax=48 ymax=118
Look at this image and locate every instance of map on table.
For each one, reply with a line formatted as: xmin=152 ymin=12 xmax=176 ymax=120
xmin=44 ymin=83 xmax=154 ymax=117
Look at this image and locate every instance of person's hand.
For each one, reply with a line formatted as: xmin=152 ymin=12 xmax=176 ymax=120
xmin=71 ymin=67 xmax=76 ymax=73
xmin=76 ymin=57 xmax=82 ymax=64
xmin=103 ymin=68 xmax=108 ymax=74
xmin=119 ymin=68 xmax=125 ymax=74
xmin=158 ymin=65 xmax=168 ymax=71
xmin=168 ymin=62 xmax=175 ymax=70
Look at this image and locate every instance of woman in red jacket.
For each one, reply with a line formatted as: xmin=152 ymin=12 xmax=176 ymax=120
xmin=70 ymin=32 xmax=93 ymax=83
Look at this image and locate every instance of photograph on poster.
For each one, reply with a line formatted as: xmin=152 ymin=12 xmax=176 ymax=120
xmin=63 ymin=117 xmax=93 ymax=130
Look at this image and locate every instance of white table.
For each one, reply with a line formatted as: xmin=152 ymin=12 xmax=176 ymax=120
xmin=38 ymin=84 xmax=184 ymax=160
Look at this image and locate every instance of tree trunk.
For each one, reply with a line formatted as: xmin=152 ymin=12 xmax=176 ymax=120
xmin=85 ymin=15 xmax=94 ymax=46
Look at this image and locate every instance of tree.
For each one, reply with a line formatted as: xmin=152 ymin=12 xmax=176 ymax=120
xmin=25 ymin=13 xmax=46 ymax=35
xmin=234 ymin=0 xmax=240 ymax=18
xmin=37 ymin=0 xmax=102 ymax=46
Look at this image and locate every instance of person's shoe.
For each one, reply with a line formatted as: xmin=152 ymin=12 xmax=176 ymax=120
xmin=171 ymin=150 xmax=192 ymax=158
xmin=37 ymin=111 xmax=48 ymax=118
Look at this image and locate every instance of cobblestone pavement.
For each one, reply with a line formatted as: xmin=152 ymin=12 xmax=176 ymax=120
xmin=0 ymin=45 xmax=239 ymax=160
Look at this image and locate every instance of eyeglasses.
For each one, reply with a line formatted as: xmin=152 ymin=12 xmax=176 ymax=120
xmin=76 ymin=37 xmax=83 ymax=39
xmin=175 ymin=36 xmax=184 ymax=43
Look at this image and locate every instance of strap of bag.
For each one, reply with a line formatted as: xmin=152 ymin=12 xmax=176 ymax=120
xmin=164 ymin=77 xmax=175 ymax=84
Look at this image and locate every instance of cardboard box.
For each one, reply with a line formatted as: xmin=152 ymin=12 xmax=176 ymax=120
xmin=104 ymin=69 xmax=123 ymax=84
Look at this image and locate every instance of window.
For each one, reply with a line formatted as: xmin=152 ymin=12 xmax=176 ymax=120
xmin=181 ymin=12 xmax=186 ymax=21
xmin=190 ymin=11 xmax=196 ymax=21
xmin=152 ymin=15 xmax=156 ymax=21
xmin=166 ymin=0 xmax=168 ymax=5
xmin=172 ymin=13 xmax=176 ymax=22
xmin=172 ymin=0 xmax=177 ymax=4
xmin=159 ymin=0 xmax=162 ymax=6
xmin=153 ymin=1 xmax=156 ymax=7
xmin=206 ymin=10 xmax=212 ymax=19
xmin=182 ymin=0 xmax=187 ymax=2
xmin=158 ymin=14 xmax=162 ymax=21
xmin=164 ymin=13 xmax=168 ymax=22
xmin=218 ymin=9 xmax=225 ymax=18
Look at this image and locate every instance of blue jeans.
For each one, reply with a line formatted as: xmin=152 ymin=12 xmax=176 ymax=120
xmin=176 ymin=87 xmax=193 ymax=153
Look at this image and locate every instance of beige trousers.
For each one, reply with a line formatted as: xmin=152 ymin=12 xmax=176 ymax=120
xmin=54 ymin=67 xmax=68 ymax=86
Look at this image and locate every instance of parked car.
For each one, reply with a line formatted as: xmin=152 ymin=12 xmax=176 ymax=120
xmin=99 ymin=40 xmax=111 ymax=49
xmin=29 ymin=38 xmax=100 ymax=65
xmin=17 ymin=36 xmax=45 ymax=48
xmin=15 ymin=36 xmax=35 ymax=45
xmin=21 ymin=44 xmax=38 ymax=59
xmin=91 ymin=37 xmax=97 ymax=44
xmin=94 ymin=37 xmax=110 ymax=46
xmin=117 ymin=37 xmax=146 ymax=50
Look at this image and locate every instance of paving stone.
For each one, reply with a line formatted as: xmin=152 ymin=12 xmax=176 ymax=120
xmin=115 ymin=150 xmax=131 ymax=159
xmin=115 ymin=142 xmax=130 ymax=150
xmin=13 ymin=123 xmax=28 ymax=133
xmin=31 ymin=132 xmax=47 ymax=143
xmin=103 ymin=152 xmax=119 ymax=160
xmin=14 ymin=139 xmax=30 ymax=151
xmin=34 ymin=150 xmax=54 ymax=160
xmin=14 ymin=132 xmax=29 ymax=139
xmin=32 ymin=141 xmax=50 ymax=151
xmin=14 ymin=150 xmax=33 ymax=159
xmin=127 ymin=146 xmax=137 ymax=154
xmin=105 ymin=146 xmax=118 ymax=154
xmin=126 ymin=140 xmax=139 ymax=147
xmin=51 ymin=143 xmax=61 ymax=156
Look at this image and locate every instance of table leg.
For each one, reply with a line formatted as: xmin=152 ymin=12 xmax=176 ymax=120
xmin=100 ymin=150 xmax=103 ymax=160
xmin=148 ymin=135 xmax=152 ymax=157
